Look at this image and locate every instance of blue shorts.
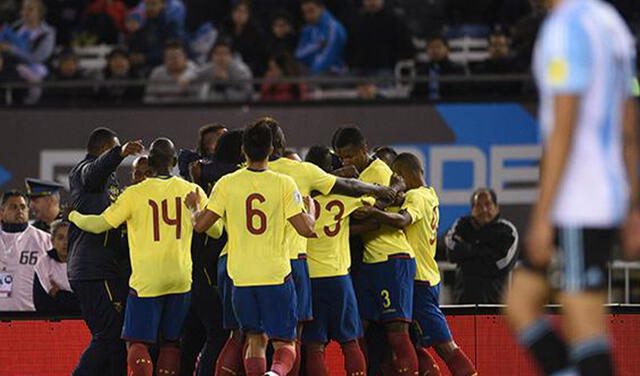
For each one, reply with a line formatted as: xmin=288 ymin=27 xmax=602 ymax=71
xmin=217 ymin=255 xmax=239 ymax=330
xmin=302 ymin=275 xmax=362 ymax=344
xmin=356 ymin=256 xmax=416 ymax=323
xmin=413 ymin=282 xmax=452 ymax=347
xmin=122 ymin=290 xmax=191 ymax=344
xmin=232 ymin=277 xmax=298 ymax=341
xmin=291 ymin=256 xmax=313 ymax=322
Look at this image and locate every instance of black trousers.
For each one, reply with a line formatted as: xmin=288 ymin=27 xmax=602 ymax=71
xmin=70 ymin=278 xmax=128 ymax=376
xmin=180 ymin=278 xmax=229 ymax=376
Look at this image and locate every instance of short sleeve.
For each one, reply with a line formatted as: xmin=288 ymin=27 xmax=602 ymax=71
xmin=206 ymin=178 xmax=227 ymax=217
xmin=401 ymin=190 xmax=424 ymax=224
xmin=283 ymin=176 xmax=304 ymax=219
xmin=103 ymin=188 xmax=134 ymax=228
xmin=306 ymin=162 xmax=337 ymax=195
xmin=542 ymin=19 xmax=592 ymax=93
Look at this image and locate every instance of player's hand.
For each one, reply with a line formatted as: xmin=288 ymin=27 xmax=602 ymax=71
xmin=184 ymin=190 xmax=201 ymax=211
xmin=120 ymin=140 xmax=144 ymax=158
xmin=332 ymin=165 xmax=359 ymax=178
xmin=303 ymin=196 xmax=316 ymax=219
xmin=353 ymin=201 xmax=375 ymax=220
xmin=526 ymin=213 xmax=554 ymax=268
xmin=373 ymin=184 xmax=397 ymax=203
xmin=622 ymin=208 xmax=640 ymax=260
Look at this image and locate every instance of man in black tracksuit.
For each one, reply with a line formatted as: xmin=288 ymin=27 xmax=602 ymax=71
xmin=67 ymin=127 xmax=142 ymax=376
xmin=445 ymin=188 xmax=519 ymax=304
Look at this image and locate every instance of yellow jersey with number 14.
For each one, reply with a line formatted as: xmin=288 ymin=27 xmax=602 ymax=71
xmin=268 ymin=158 xmax=337 ymax=259
xmin=307 ymin=195 xmax=374 ymax=278
xmin=402 ymin=186 xmax=440 ymax=285
xmin=206 ymin=168 xmax=304 ymax=287
xmin=358 ymin=159 xmax=414 ymax=263
xmin=102 ymin=176 xmax=207 ymax=298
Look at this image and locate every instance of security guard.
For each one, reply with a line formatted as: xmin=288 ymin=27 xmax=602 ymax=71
xmin=25 ymin=178 xmax=64 ymax=233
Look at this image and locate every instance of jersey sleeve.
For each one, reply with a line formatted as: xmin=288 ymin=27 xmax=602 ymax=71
xmin=305 ymin=162 xmax=337 ymax=195
xmin=283 ymin=176 xmax=305 ymax=219
xmin=206 ymin=177 xmax=227 ymax=217
xmin=401 ymin=190 xmax=424 ymax=224
xmin=542 ymin=18 xmax=592 ymax=93
xmin=102 ymin=188 xmax=134 ymax=228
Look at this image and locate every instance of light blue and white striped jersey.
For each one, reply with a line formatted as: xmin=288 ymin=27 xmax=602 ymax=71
xmin=533 ymin=0 xmax=636 ymax=227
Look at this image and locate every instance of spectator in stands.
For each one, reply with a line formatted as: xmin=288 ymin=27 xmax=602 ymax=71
xmin=97 ymin=46 xmax=144 ymax=104
xmin=472 ymin=32 xmax=514 ymax=74
xmin=411 ymin=35 xmax=465 ymax=99
xmin=266 ymin=11 xmax=298 ymax=56
xmin=144 ymin=40 xmax=198 ymax=103
xmin=191 ymin=39 xmax=253 ymax=102
xmin=220 ymin=0 xmax=268 ymax=78
xmin=260 ymin=52 xmax=307 ymax=102
xmin=0 ymin=190 xmax=50 ymax=311
xmin=134 ymin=0 xmax=186 ymax=29
xmin=81 ymin=0 xmax=128 ymax=44
xmin=33 ymin=220 xmax=80 ymax=314
xmin=445 ymin=188 xmax=519 ymax=304
xmin=43 ymin=50 xmax=95 ymax=105
xmin=0 ymin=0 xmax=56 ymax=104
xmin=295 ymin=0 xmax=347 ymax=76
xmin=347 ymin=0 xmax=413 ymax=77
xmin=127 ymin=0 xmax=186 ymax=75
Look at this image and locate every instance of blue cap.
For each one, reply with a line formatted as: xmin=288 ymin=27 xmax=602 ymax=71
xmin=25 ymin=178 xmax=64 ymax=198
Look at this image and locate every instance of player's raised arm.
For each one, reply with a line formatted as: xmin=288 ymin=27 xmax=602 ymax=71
xmin=331 ymin=177 xmax=397 ymax=202
xmin=354 ymin=204 xmax=412 ymax=229
xmin=68 ymin=187 xmax=135 ymax=234
xmin=68 ymin=211 xmax=115 ymax=234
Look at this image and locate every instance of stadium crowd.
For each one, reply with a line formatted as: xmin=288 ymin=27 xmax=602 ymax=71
xmin=1 ymin=0 xmax=637 ymax=104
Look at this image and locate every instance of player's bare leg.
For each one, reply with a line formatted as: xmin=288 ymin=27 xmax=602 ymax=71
xmin=385 ymin=321 xmax=419 ymax=376
xmin=504 ymin=269 xmax=570 ymax=376
xmin=558 ymin=292 xmax=612 ymax=376
xmin=432 ymin=341 xmax=476 ymax=376
xmin=243 ymin=333 xmax=268 ymax=376
xmin=270 ymin=340 xmax=297 ymax=376
xmin=216 ymin=330 xmax=245 ymax=376
xmin=286 ymin=323 xmax=304 ymax=376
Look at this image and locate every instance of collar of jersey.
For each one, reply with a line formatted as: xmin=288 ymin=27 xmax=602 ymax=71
xmin=1 ymin=222 xmax=28 ymax=233
xmin=247 ymin=167 xmax=267 ymax=172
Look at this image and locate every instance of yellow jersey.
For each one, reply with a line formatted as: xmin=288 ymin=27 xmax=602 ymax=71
xmin=102 ymin=176 xmax=207 ymax=297
xmin=306 ymin=195 xmax=373 ymax=278
xmin=359 ymin=159 xmax=414 ymax=263
xmin=206 ymin=168 xmax=304 ymax=287
xmin=268 ymin=158 xmax=337 ymax=259
xmin=402 ymin=187 xmax=441 ymax=285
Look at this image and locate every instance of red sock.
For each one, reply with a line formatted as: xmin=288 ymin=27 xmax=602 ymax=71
xmin=387 ymin=332 xmax=419 ymax=376
xmin=216 ymin=337 xmax=244 ymax=376
xmin=357 ymin=337 xmax=369 ymax=365
xmin=244 ymin=357 xmax=266 ymax=376
xmin=305 ymin=346 xmax=329 ymax=376
xmin=127 ymin=343 xmax=153 ymax=376
xmin=341 ymin=340 xmax=367 ymax=376
xmin=156 ymin=345 xmax=181 ymax=376
xmin=287 ymin=341 xmax=302 ymax=376
xmin=442 ymin=348 xmax=476 ymax=376
xmin=271 ymin=346 xmax=296 ymax=376
xmin=417 ymin=347 xmax=441 ymax=376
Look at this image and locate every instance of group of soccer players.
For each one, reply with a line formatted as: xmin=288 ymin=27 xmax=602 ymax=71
xmin=67 ymin=117 xmax=477 ymax=376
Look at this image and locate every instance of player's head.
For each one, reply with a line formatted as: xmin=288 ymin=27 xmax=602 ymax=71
xmin=243 ymin=121 xmax=273 ymax=163
xmin=392 ymin=153 xmax=424 ymax=190
xmin=470 ymin=188 xmax=499 ymax=226
xmin=131 ymin=155 xmax=151 ymax=184
xmin=333 ymin=126 xmax=369 ymax=172
xmin=197 ymin=123 xmax=227 ymax=156
xmin=148 ymin=138 xmax=177 ymax=174
xmin=87 ymin=127 xmax=119 ymax=156
xmin=373 ymin=146 xmax=398 ymax=167
xmin=214 ymin=129 xmax=245 ymax=165
xmin=305 ymin=145 xmax=332 ymax=172
xmin=0 ymin=190 xmax=29 ymax=225
xmin=51 ymin=220 xmax=70 ymax=260
xmin=257 ymin=116 xmax=286 ymax=157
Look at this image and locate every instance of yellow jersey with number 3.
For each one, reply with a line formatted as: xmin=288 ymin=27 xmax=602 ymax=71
xmin=268 ymin=158 xmax=337 ymax=259
xmin=206 ymin=168 xmax=304 ymax=287
xmin=402 ymin=186 xmax=440 ymax=285
xmin=307 ymin=195 xmax=374 ymax=278
xmin=358 ymin=159 xmax=414 ymax=263
xmin=102 ymin=176 xmax=207 ymax=297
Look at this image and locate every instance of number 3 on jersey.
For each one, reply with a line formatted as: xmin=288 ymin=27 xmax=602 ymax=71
xmin=312 ymin=199 xmax=346 ymax=237
xmin=246 ymin=193 xmax=267 ymax=235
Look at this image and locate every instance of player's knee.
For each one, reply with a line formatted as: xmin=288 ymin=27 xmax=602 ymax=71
xmin=386 ymin=320 xmax=409 ymax=333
